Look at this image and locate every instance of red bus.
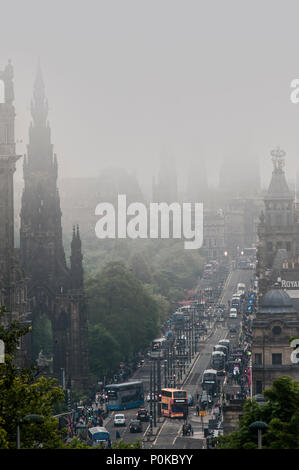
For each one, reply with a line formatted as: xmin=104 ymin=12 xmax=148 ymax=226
xmin=161 ymin=388 xmax=188 ymax=418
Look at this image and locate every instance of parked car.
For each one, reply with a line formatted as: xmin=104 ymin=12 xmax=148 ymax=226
xmin=114 ymin=414 xmax=126 ymax=426
xmin=129 ymin=420 xmax=142 ymax=433
xmin=136 ymin=409 xmax=150 ymax=422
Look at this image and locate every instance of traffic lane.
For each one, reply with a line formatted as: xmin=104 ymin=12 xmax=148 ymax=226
xmin=220 ymin=269 xmax=254 ymax=305
xmin=151 ymin=271 xmax=249 ymax=448
xmin=152 ymin=324 xmax=226 ymax=448
xmin=105 ymin=407 xmax=150 ymax=444
xmin=152 ymin=417 xmax=185 ymax=449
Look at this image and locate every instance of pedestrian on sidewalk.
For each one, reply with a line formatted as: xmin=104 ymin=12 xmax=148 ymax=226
xmin=196 ymin=405 xmax=200 ymax=416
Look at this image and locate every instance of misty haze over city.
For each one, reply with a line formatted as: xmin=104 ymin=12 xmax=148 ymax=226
xmin=1 ymin=0 xmax=299 ymax=191
xmin=3 ymin=0 xmax=299 ymax=454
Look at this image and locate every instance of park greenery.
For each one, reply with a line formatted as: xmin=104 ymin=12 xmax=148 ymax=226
xmin=0 ymin=307 xmax=67 ymax=448
xmin=216 ymin=376 xmax=299 ymax=449
xmin=0 ymin=307 xmax=143 ymax=449
xmin=31 ymin=237 xmax=205 ymax=383
xmin=85 ymin=239 xmax=204 ymax=382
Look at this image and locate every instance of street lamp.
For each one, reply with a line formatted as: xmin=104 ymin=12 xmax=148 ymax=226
xmin=249 ymin=421 xmax=268 ymax=449
xmin=17 ymin=414 xmax=45 ymax=449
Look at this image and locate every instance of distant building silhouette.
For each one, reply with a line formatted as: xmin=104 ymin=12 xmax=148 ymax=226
xmin=152 ymin=147 xmax=178 ymax=203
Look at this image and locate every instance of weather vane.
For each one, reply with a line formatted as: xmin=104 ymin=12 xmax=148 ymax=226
xmin=271 ymin=146 xmax=285 ymax=172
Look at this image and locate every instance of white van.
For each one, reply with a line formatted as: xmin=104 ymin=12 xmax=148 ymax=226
xmin=229 ymin=308 xmax=237 ymax=318
xmin=237 ymin=283 xmax=246 ymax=293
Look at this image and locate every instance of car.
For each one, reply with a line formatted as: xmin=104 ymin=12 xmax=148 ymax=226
xmin=129 ymin=419 xmax=142 ymax=433
xmin=114 ymin=414 xmax=126 ymax=426
xmin=229 ymin=308 xmax=237 ymax=318
xmin=136 ymin=409 xmax=150 ymax=422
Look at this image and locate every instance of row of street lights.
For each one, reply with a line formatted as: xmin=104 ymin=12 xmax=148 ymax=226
xmin=148 ymin=307 xmax=200 ymax=429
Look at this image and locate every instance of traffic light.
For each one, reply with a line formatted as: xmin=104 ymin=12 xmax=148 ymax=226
xmin=247 ymin=305 xmax=252 ymax=313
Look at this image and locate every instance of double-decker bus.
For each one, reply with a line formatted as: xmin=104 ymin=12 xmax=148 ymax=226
xmin=151 ymin=337 xmax=167 ymax=358
xmin=161 ymin=388 xmax=188 ymax=418
xmin=173 ymin=312 xmax=185 ymax=330
xmin=105 ymin=381 xmax=144 ymax=410
xmin=211 ymin=351 xmax=226 ymax=371
xmin=213 ymin=344 xmax=228 ymax=359
xmin=218 ymin=339 xmax=230 ymax=355
xmin=202 ymin=369 xmax=218 ymax=396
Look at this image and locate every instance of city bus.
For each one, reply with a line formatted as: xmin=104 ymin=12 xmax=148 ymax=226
xmin=161 ymin=388 xmax=188 ymax=419
xmin=105 ymin=381 xmax=144 ymax=410
xmin=211 ymin=351 xmax=226 ymax=371
xmin=201 ymin=369 xmax=218 ymax=396
xmin=173 ymin=311 xmax=185 ymax=330
xmin=151 ymin=337 xmax=167 ymax=358
xmin=213 ymin=344 xmax=228 ymax=359
xmin=218 ymin=339 xmax=230 ymax=355
xmin=87 ymin=426 xmax=111 ymax=448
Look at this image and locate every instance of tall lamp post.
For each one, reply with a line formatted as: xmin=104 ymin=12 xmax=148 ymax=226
xmin=17 ymin=414 xmax=45 ymax=449
xmin=249 ymin=421 xmax=268 ymax=449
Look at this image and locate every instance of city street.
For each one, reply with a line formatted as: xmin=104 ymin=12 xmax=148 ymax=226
xmin=100 ymin=267 xmax=254 ymax=448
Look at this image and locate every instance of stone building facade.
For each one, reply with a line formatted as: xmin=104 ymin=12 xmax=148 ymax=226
xmin=0 ymin=61 xmax=30 ymax=366
xmin=252 ymin=288 xmax=299 ymax=394
xmin=257 ymin=147 xmax=299 ymax=298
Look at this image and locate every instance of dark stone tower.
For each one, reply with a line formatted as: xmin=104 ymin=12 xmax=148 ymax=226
xmin=0 ymin=61 xmax=30 ymax=365
xmin=20 ymin=64 xmax=88 ymax=390
xmin=0 ymin=61 xmax=19 ymax=304
xmin=257 ymin=147 xmax=297 ymax=299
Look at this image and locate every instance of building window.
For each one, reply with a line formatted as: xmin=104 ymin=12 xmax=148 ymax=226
xmin=276 ymin=241 xmax=283 ymax=249
xmin=267 ymin=242 xmax=273 ymax=251
xmin=272 ymin=353 xmax=282 ymax=365
xmin=272 ymin=326 xmax=281 ymax=336
xmin=254 ymin=353 xmax=262 ymax=365
xmin=256 ymin=381 xmax=263 ymax=394
xmin=286 ymin=242 xmax=291 ymax=251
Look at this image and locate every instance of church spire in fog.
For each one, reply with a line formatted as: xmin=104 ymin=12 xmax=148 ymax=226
xmin=31 ymin=60 xmax=48 ymax=127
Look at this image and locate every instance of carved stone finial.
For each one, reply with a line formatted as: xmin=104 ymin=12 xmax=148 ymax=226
xmin=271 ymin=146 xmax=285 ymax=172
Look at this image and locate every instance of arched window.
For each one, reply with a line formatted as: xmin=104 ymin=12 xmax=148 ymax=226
xmin=0 ymin=80 xmax=4 ymax=104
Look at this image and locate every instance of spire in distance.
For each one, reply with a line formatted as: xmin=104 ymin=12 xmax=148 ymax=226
xmin=31 ymin=59 xmax=48 ymax=127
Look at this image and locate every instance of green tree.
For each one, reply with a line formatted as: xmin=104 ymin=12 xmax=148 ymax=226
xmin=0 ymin=307 xmax=66 ymax=449
xmin=216 ymin=376 xmax=299 ymax=449
xmin=88 ymin=323 xmax=122 ymax=379
xmin=86 ymin=261 xmax=160 ymax=361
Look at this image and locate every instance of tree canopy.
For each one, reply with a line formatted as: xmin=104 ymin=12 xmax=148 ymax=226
xmin=86 ymin=261 xmax=161 ymax=379
xmin=216 ymin=376 xmax=299 ymax=449
xmin=0 ymin=307 xmax=66 ymax=449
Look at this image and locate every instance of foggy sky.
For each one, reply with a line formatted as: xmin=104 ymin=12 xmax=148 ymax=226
xmin=1 ymin=0 xmax=299 ymax=189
